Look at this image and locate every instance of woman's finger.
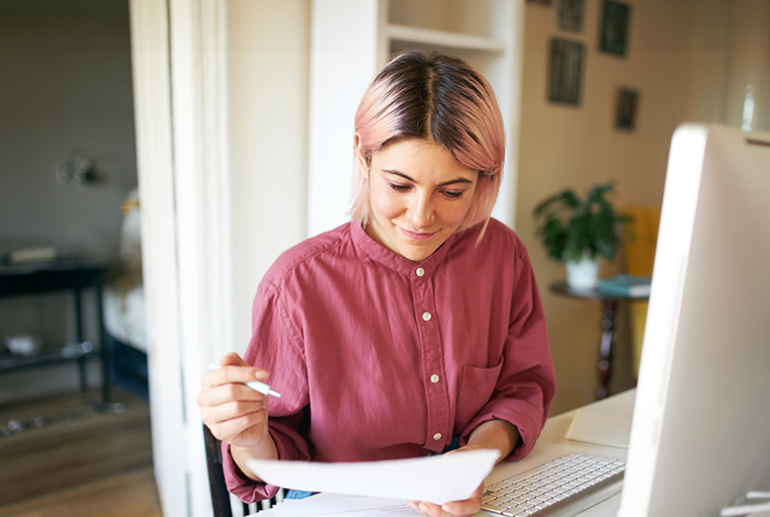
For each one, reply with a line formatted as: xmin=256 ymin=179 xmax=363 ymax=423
xmin=197 ymin=382 xmax=265 ymax=407
xmin=203 ymin=363 xmax=270 ymax=388
xmin=407 ymin=482 xmax=483 ymax=517
xmin=207 ymin=409 xmax=268 ymax=444
xmin=202 ymin=399 xmax=266 ymax=427
xmin=440 ymin=483 xmax=483 ymax=516
xmin=418 ymin=501 xmax=445 ymax=516
xmin=218 ymin=351 xmax=250 ymax=367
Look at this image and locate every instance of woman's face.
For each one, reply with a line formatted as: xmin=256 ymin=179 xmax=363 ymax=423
xmin=363 ymin=138 xmax=479 ymax=263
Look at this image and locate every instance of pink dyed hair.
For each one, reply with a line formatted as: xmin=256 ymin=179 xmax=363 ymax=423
xmin=350 ymin=50 xmax=505 ymax=237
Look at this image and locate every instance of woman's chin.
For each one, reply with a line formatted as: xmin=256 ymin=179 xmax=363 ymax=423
xmin=396 ymin=243 xmax=438 ymax=263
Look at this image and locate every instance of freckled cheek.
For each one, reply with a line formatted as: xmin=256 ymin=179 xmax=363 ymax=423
xmin=438 ymin=201 xmax=474 ymax=227
xmin=370 ymin=191 xmax=404 ymax=221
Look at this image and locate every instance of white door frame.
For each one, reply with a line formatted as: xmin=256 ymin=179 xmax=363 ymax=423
xmin=129 ymin=0 xmax=233 ymax=515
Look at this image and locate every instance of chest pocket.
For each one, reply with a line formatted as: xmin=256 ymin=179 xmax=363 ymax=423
xmin=455 ymin=358 xmax=503 ymax=429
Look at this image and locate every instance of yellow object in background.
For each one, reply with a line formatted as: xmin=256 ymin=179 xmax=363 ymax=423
xmin=623 ymin=206 xmax=661 ymax=378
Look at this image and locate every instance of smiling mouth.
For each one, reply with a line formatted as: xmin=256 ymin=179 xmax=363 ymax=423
xmin=399 ymin=228 xmax=437 ymax=241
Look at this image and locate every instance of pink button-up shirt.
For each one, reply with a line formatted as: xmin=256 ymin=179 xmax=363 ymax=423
xmin=224 ymin=219 xmax=556 ymax=502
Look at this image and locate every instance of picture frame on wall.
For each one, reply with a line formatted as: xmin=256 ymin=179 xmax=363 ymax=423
xmin=600 ymin=1 xmax=631 ymax=56
xmin=616 ymin=88 xmax=639 ymax=130
xmin=549 ymin=38 xmax=585 ymax=106
xmin=558 ymin=0 xmax=585 ymax=32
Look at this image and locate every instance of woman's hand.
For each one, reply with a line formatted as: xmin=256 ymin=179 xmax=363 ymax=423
xmin=406 ymin=444 xmax=487 ymax=517
xmin=197 ymin=352 xmax=272 ymax=450
xmin=407 ymin=483 xmax=483 ymax=517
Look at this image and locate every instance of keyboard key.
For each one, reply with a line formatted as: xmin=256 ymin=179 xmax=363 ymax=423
xmin=482 ymin=502 xmax=510 ymax=512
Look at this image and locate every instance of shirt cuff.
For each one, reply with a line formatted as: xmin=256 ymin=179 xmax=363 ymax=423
xmin=221 ymin=442 xmax=280 ymax=503
xmin=459 ymin=398 xmax=543 ymax=462
xmin=222 ymin=426 xmax=304 ymax=503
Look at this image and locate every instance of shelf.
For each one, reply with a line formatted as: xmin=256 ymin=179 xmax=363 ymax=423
xmin=0 ymin=259 xmax=105 ymax=297
xmin=0 ymin=350 xmax=94 ymax=373
xmin=385 ymin=24 xmax=505 ymax=54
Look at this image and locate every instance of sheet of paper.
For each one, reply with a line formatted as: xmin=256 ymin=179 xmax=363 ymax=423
xmin=566 ymin=410 xmax=631 ymax=448
xmin=259 ymin=497 xmax=420 ymax=517
xmin=246 ymin=449 xmax=498 ymax=505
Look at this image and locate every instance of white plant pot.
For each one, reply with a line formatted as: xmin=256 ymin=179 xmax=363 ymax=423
xmin=565 ymin=254 xmax=600 ymax=289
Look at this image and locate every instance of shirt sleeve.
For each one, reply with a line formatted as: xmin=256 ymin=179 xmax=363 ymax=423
xmin=458 ymin=245 xmax=556 ymax=461
xmin=222 ymin=280 xmax=312 ymax=502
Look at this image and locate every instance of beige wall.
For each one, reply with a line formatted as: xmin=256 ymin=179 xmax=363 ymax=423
xmin=688 ymin=0 xmax=731 ymax=123
xmin=517 ymin=0 xmax=699 ymax=414
xmin=724 ymin=0 xmax=770 ymax=130
xmin=518 ymin=0 xmax=770 ymax=415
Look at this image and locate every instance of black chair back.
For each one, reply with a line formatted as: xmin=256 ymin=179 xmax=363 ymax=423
xmin=203 ymin=423 xmax=251 ymax=517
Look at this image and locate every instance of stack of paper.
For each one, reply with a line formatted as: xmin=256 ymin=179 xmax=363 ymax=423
xmin=252 ymin=496 xmax=419 ymax=516
xmin=246 ymin=449 xmax=499 ymax=516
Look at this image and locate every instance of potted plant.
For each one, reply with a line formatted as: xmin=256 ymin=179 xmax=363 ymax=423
xmin=533 ymin=182 xmax=629 ymax=289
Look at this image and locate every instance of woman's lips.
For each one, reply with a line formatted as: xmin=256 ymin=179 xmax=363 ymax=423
xmin=399 ymin=228 xmax=437 ymax=241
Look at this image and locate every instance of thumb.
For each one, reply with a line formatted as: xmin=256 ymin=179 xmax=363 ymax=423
xmin=218 ymin=352 xmax=249 ymax=368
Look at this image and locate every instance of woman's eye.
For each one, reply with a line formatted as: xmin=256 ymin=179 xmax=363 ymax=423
xmin=388 ymin=182 xmax=410 ymax=192
xmin=442 ymin=190 xmax=464 ymax=199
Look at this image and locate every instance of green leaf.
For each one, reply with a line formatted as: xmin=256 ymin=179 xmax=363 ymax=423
xmin=532 ymin=181 xmax=629 ymax=264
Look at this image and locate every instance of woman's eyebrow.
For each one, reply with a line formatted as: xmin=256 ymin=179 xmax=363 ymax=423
xmin=383 ymin=169 xmax=474 ymax=187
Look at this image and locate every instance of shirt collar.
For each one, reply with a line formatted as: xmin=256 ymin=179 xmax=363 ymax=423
xmin=349 ymin=220 xmax=472 ymax=276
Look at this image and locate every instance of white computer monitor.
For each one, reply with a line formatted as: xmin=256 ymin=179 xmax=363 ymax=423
xmin=618 ymin=124 xmax=770 ymax=517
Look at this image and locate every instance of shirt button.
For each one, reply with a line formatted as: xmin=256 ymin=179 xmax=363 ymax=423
xmin=430 ymin=374 xmax=440 ymax=384
xmin=422 ymin=312 xmax=432 ymax=322
xmin=416 ymin=267 xmax=425 ymax=277
xmin=433 ymin=432 xmax=442 ymax=441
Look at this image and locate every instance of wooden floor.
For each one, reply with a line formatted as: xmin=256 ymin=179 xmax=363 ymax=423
xmin=0 ymin=389 xmax=162 ymax=517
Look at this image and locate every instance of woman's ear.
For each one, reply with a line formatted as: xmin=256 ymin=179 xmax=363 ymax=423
xmin=353 ymin=133 xmax=368 ymax=178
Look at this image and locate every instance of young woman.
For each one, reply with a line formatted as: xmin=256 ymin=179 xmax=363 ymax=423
xmin=197 ymin=50 xmax=556 ymax=517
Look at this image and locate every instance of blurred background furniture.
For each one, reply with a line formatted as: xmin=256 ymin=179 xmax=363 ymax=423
xmin=550 ymin=281 xmax=649 ymax=400
xmin=621 ymin=206 xmax=661 ymax=379
xmin=0 ymin=259 xmax=111 ymax=404
xmin=102 ymin=189 xmax=149 ymax=400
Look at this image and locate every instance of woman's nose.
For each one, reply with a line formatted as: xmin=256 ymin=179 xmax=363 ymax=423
xmin=408 ymin=193 xmax=435 ymax=229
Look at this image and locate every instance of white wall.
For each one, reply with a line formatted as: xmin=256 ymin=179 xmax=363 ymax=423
xmin=227 ymin=0 xmax=311 ymax=355
xmin=129 ymin=2 xmax=311 ymax=513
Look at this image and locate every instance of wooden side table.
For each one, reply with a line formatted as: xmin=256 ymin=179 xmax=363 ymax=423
xmin=0 ymin=259 xmax=111 ymax=405
xmin=550 ymin=281 xmax=649 ymax=399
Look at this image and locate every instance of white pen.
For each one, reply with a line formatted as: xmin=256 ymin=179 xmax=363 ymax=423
xmin=208 ymin=362 xmax=282 ymax=398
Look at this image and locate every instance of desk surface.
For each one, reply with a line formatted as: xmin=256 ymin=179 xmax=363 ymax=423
xmin=482 ymin=390 xmax=635 ymax=516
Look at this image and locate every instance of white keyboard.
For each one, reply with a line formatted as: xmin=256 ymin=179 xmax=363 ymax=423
xmin=481 ymin=453 xmax=625 ymax=517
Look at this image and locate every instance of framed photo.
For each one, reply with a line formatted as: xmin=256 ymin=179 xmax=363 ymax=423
xmin=548 ymin=38 xmax=585 ymax=106
xmin=558 ymin=0 xmax=585 ymax=32
xmin=616 ymin=88 xmax=639 ymax=130
xmin=600 ymin=1 xmax=631 ymax=56
xmin=526 ymin=0 xmax=552 ymax=5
